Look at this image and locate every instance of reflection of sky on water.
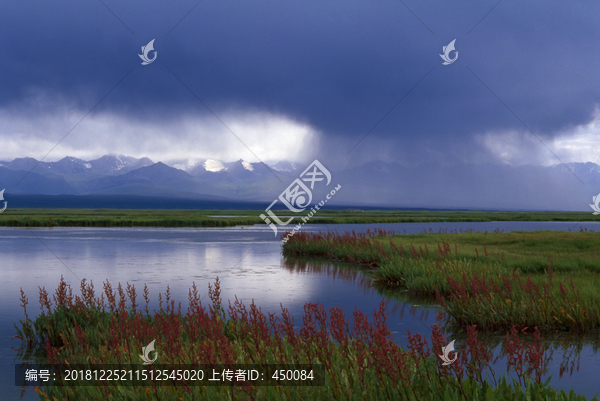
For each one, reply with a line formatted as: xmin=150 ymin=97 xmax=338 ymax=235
xmin=2 ymin=223 xmax=599 ymax=399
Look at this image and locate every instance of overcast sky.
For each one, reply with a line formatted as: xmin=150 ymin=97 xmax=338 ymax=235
xmin=1 ymin=0 xmax=599 ymax=170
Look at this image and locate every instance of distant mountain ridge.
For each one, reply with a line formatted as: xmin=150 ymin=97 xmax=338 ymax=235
xmin=0 ymin=154 xmax=154 ymax=177
xmin=1 ymin=155 xmax=600 ymax=210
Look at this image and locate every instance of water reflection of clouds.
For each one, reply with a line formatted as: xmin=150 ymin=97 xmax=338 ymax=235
xmin=281 ymin=257 xmax=373 ymax=293
xmin=203 ymin=244 xmax=223 ymax=265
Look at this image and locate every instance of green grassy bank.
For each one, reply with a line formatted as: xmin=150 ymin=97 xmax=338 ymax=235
xmin=1 ymin=208 xmax=599 ymax=227
xmin=282 ymin=230 xmax=600 ymax=331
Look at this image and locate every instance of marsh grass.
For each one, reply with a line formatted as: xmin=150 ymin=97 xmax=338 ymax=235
xmin=2 ymin=209 xmax=599 ymax=227
xmin=282 ymin=230 xmax=600 ymax=331
xmin=14 ymin=278 xmax=595 ymax=400
xmin=381 ymin=229 xmax=600 ymax=274
xmin=0 ymin=209 xmax=262 ymax=227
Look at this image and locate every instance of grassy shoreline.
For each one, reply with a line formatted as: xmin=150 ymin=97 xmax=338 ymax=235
xmin=282 ymin=229 xmax=600 ymax=332
xmin=15 ymin=278 xmax=595 ymax=400
xmin=1 ymin=209 xmax=599 ymax=227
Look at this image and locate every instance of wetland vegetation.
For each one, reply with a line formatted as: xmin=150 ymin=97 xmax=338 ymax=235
xmin=11 ymin=219 xmax=600 ymax=399
xmin=1 ymin=208 xmax=599 ymax=227
xmin=15 ymin=277 xmax=595 ymax=400
xmin=282 ymin=229 xmax=600 ymax=332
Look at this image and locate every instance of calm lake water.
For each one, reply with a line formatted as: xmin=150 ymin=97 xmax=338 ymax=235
xmin=2 ymin=221 xmax=599 ymax=400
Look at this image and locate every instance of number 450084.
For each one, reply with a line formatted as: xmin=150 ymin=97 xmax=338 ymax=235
xmin=272 ymin=370 xmax=314 ymax=381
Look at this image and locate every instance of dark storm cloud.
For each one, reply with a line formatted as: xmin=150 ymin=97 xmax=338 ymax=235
xmin=1 ymin=0 xmax=599 ymax=160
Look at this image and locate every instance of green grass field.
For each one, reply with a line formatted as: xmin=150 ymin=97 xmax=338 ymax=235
xmin=1 ymin=208 xmax=599 ymax=227
xmin=380 ymin=230 xmax=600 ymax=274
xmin=0 ymin=209 xmax=263 ymax=227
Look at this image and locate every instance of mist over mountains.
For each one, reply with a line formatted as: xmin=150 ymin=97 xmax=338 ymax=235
xmin=1 ymin=155 xmax=599 ymax=211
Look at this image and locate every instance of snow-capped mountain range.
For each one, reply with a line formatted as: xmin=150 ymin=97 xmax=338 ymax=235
xmin=1 ymin=155 xmax=600 ymax=210
xmin=0 ymin=155 xmax=302 ymax=200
